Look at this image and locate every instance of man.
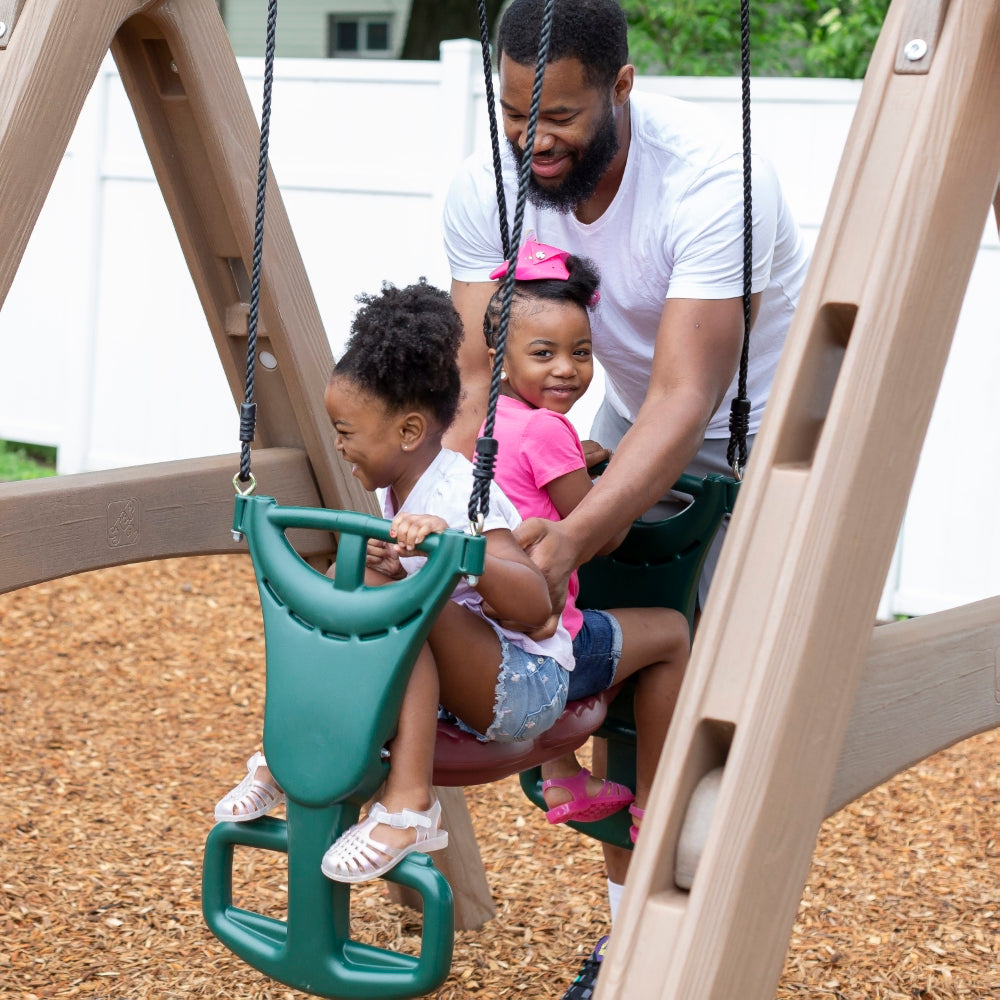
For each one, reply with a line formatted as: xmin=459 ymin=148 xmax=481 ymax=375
xmin=442 ymin=0 xmax=809 ymax=995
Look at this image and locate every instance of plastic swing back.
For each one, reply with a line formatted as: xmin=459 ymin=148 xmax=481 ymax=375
xmin=518 ymin=472 xmax=738 ymax=847
xmin=202 ymin=493 xmax=485 ymax=1000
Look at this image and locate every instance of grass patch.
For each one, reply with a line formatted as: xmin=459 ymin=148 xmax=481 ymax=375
xmin=0 ymin=439 xmax=57 ymax=481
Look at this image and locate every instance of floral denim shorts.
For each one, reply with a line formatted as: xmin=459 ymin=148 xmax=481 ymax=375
xmin=448 ymin=623 xmax=569 ymax=743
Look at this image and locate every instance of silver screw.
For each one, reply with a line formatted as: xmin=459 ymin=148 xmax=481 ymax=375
xmin=170 ymin=59 xmax=179 ymax=74
xmin=904 ymin=38 xmax=928 ymax=61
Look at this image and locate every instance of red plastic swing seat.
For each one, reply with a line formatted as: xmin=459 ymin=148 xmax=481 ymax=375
xmin=431 ymin=686 xmax=620 ymax=786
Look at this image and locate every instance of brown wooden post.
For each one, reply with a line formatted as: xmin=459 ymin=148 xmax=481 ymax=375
xmin=599 ymin=0 xmax=1000 ymax=996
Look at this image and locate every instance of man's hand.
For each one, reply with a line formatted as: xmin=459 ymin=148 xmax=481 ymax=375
xmin=581 ymin=439 xmax=613 ymax=473
xmin=513 ymin=517 xmax=581 ymax=617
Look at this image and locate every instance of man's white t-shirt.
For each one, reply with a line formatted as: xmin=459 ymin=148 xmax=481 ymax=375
xmin=443 ymin=91 xmax=810 ymax=439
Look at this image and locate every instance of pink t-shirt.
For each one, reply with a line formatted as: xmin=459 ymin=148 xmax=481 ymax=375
xmin=484 ymin=395 xmax=587 ymax=637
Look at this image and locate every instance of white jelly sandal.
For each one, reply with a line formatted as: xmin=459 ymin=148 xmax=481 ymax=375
xmin=320 ymin=799 xmax=448 ymax=883
xmin=214 ymin=751 xmax=285 ymax=822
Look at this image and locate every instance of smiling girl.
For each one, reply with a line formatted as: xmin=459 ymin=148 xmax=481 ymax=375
xmin=215 ymin=280 xmax=575 ymax=885
xmin=482 ymin=241 xmax=689 ymax=844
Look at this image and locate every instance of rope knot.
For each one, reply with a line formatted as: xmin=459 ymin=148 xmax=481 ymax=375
xmin=239 ymin=402 xmax=258 ymax=444
xmin=468 ymin=436 xmax=499 ymax=527
xmin=728 ymin=397 xmax=750 ymax=440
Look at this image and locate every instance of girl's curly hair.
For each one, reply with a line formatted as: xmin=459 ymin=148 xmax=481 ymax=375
xmin=334 ymin=279 xmax=463 ymax=429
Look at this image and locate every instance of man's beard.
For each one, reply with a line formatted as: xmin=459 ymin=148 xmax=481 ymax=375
xmin=507 ymin=106 xmax=620 ymax=214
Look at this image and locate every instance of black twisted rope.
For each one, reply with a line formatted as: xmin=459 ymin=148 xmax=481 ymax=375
xmin=469 ymin=0 xmax=556 ymax=528
xmin=477 ymin=0 xmax=511 ymax=261
xmin=727 ymin=0 xmax=753 ymax=478
xmin=237 ymin=0 xmax=278 ymax=487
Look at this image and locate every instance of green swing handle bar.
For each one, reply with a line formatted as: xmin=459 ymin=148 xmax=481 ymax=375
xmin=232 ymin=493 xmax=487 ymax=637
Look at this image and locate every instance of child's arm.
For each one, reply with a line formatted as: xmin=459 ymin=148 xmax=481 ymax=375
xmin=546 ymin=467 xmax=630 ymax=555
xmin=477 ymin=528 xmax=552 ymax=627
xmin=389 ymin=514 xmax=551 ymax=627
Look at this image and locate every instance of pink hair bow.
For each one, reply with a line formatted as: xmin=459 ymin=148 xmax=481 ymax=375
xmin=489 ymin=239 xmax=600 ymax=305
xmin=489 ymin=239 xmax=572 ymax=282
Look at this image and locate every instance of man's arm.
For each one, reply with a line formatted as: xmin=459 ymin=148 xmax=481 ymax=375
xmin=445 ymin=278 xmax=497 ymax=458
xmin=517 ymin=293 xmax=758 ymax=607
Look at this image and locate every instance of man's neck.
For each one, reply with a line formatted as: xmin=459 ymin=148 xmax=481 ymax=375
xmin=575 ymin=102 xmax=631 ymax=225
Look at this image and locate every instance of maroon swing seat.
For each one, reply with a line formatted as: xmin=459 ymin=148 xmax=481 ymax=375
xmin=431 ymin=686 xmax=621 ymax=786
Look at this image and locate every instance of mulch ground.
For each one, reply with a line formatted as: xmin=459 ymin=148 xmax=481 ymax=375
xmin=0 ymin=554 xmax=996 ymax=1000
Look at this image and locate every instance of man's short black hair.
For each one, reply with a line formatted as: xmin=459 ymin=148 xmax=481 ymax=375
xmin=497 ymin=0 xmax=629 ymax=92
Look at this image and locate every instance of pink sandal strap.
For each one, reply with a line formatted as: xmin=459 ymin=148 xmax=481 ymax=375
xmin=542 ymin=768 xmax=635 ymax=825
xmin=629 ymin=803 xmax=645 ymax=844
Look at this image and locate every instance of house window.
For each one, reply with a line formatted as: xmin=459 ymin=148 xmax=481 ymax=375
xmin=328 ymin=14 xmax=393 ymax=58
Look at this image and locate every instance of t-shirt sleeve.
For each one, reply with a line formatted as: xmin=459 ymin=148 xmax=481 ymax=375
xmin=666 ymin=153 xmax=780 ymax=301
xmin=442 ymin=156 xmax=507 ymax=282
xmin=521 ymin=409 xmax=587 ymax=489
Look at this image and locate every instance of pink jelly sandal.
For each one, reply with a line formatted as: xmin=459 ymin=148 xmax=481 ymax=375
xmin=320 ymin=799 xmax=449 ymax=884
xmin=541 ymin=767 xmax=634 ymax=825
xmin=629 ymin=803 xmax=645 ymax=844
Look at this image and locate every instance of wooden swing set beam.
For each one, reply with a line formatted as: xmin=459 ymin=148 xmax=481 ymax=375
xmin=599 ymin=0 xmax=1000 ymax=996
xmin=0 ymin=0 xmax=491 ymax=934
xmin=0 ymin=0 xmax=374 ymax=596
xmin=0 ymin=448 xmax=326 ymax=592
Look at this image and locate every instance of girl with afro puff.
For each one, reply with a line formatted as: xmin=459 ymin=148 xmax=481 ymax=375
xmin=214 ymin=280 xmax=573 ymax=884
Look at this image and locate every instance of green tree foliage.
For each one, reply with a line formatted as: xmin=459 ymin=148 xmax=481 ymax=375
xmin=402 ymin=0 xmax=507 ymax=60
xmin=621 ymin=0 xmax=890 ymax=78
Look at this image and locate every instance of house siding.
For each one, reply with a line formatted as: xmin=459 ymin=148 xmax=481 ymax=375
xmin=224 ymin=0 xmax=413 ymax=58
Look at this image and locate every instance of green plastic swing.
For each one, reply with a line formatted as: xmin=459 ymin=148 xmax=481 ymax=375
xmin=203 ymin=496 xmax=485 ymax=998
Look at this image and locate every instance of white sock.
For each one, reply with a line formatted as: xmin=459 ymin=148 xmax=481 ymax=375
xmin=607 ymin=879 xmax=625 ymax=923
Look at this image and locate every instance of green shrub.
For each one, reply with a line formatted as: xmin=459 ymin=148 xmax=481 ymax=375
xmin=623 ymin=0 xmax=890 ymax=79
xmin=0 ymin=440 xmax=57 ymax=481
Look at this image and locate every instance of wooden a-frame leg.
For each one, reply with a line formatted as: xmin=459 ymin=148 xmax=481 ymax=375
xmin=0 ymin=0 xmax=156 ymax=309
xmin=109 ymin=0 xmax=372 ymax=514
xmin=598 ymin=2 xmax=1000 ymax=998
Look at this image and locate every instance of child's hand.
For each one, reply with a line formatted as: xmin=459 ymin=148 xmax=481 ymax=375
xmin=390 ymin=513 xmax=449 ymax=552
xmin=366 ymin=538 xmax=405 ymax=579
xmin=581 ymin=439 xmax=613 ymax=472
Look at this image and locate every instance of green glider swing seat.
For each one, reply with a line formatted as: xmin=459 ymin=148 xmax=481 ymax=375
xmin=203 ymin=497 xmax=485 ymax=998
xmin=202 ymin=0 xmax=749 ymax=995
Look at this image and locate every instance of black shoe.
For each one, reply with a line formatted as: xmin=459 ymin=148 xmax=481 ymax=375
xmin=561 ymin=935 xmax=609 ymax=1000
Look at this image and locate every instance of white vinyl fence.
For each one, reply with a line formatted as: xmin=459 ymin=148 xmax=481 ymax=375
xmin=1 ymin=40 xmax=997 ymax=617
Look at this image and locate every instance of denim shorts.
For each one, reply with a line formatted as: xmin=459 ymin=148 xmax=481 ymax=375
xmin=449 ymin=624 xmax=569 ymax=743
xmin=567 ymin=609 xmax=623 ymax=701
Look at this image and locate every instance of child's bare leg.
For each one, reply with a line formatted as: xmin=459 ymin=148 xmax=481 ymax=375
xmin=606 ymin=606 xmax=688 ymax=805
xmin=366 ymin=642 xmax=440 ymax=851
xmin=594 ymin=606 xmax=688 ymax=868
xmin=426 ymin=601 xmax=508 ymax=735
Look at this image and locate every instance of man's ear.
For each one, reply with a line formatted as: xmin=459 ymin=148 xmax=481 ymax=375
xmin=613 ymin=64 xmax=635 ymax=107
xmin=398 ymin=411 xmax=427 ymax=450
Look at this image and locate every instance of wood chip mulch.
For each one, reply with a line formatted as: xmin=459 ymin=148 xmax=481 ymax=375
xmin=0 ymin=555 xmax=996 ymax=1000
